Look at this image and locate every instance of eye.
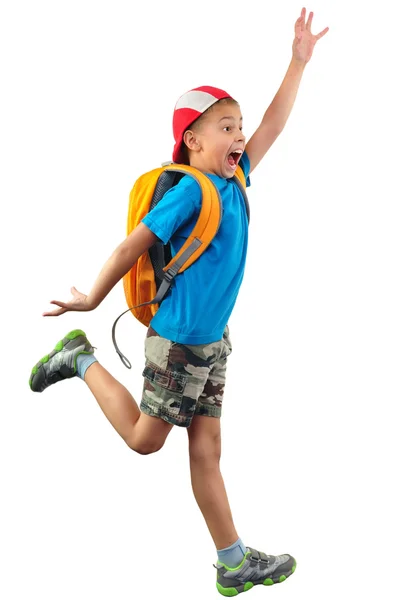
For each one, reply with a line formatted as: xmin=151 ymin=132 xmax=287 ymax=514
xmin=223 ymin=126 xmax=232 ymax=132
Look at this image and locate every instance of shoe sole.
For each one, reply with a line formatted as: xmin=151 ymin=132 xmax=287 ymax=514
xmin=29 ymin=329 xmax=89 ymax=391
xmin=216 ymin=560 xmax=297 ymax=596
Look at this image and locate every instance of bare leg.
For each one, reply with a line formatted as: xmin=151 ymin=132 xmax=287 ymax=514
xmin=187 ymin=415 xmax=239 ymax=550
xmin=84 ymin=362 xmax=173 ymax=454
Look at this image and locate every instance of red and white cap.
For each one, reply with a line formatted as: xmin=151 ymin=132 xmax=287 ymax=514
xmin=172 ymin=85 xmax=233 ymax=164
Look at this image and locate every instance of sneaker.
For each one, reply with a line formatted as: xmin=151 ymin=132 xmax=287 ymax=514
xmin=214 ymin=547 xmax=296 ymax=596
xmin=29 ymin=329 xmax=95 ymax=392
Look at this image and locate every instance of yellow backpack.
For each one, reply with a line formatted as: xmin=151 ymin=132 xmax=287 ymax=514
xmin=112 ymin=163 xmax=249 ymax=367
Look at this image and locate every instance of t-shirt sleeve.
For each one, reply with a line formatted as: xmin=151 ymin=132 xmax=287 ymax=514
xmin=142 ymin=177 xmax=200 ymax=244
xmin=239 ymin=151 xmax=251 ymax=188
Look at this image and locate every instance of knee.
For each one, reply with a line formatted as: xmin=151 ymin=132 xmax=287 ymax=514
xmin=127 ymin=438 xmax=164 ymax=456
xmin=189 ymin=434 xmax=221 ymax=464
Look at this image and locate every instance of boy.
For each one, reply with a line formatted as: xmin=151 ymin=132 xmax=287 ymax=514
xmin=29 ymin=8 xmax=328 ymax=596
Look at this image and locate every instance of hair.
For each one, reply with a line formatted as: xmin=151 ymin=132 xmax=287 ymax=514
xmin=182 ymin=97 xmax=239 ymax=163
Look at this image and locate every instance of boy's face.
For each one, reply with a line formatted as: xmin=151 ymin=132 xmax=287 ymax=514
xmin=185 ymin=101 xmax=246 ymax=178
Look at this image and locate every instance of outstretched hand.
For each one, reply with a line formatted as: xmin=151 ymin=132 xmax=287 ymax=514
xmin=43 ymin=286 xmax=96 ymax=317
xmin=293 ymin=7 xmax=329 ymax=64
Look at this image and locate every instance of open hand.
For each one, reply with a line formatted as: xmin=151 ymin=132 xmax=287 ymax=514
xmin=293 ymin=7 xmax=329 ymax=64
xmin=43 ymin=286 xmax=95 ymax=317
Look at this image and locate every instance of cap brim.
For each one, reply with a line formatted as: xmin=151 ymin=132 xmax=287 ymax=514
xmin=172 ymin=138 xmax=185 ymax=164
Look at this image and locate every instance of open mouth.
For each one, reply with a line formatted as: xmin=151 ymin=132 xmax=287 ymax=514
xmin=227 ymin=150 xmax=243 ymax=169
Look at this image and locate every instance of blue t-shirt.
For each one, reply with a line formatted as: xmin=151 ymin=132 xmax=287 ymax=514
xmin=142 ymin=152 xmax=251 ymax=344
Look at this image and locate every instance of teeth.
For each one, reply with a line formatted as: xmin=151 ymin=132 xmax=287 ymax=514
xmin=233 ymin=150 xmax=242 ymax=154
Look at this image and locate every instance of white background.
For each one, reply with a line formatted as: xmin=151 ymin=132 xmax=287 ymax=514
xmin=1 ymin=0 xmax=395 ymax=598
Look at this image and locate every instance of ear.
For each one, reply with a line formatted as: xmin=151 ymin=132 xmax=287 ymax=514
xmin=183 ymin=129 xmax=201 ymax=153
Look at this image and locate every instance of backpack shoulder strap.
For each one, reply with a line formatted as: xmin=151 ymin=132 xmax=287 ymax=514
xmin=233 ymin=165 xmax=250 ymax=223
xmin=159 ymin=164 xmax=222 ymax=278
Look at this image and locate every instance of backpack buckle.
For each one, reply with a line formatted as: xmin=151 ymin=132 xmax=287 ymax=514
xmin=163 ymin=265 xmax=178 ymax=282
xmin=161 ymin=161 xmax=173 ymax=167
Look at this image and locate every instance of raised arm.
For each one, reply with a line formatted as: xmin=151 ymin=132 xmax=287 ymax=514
xmin=43 ymin=223 xmax=158 ymax=316
xmin=245 ymin=7 xmax=329 ymax=174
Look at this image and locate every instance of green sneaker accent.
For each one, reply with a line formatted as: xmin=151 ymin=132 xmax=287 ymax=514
xmin=217 ymin=555 xmax=248 ymax=572
xmin=216 ymin=582 xmax=238 ymax=597
xmin=263 ymin=578 xmax=274 ymax=586
xmin=244 ymin=582 xmax=253 ymax=591
xmin=66 ymin=329 xmax=86 ymax=340
xmin=32 ymin=366 xmax=38 ymax=375
xmin=292 ymin=562 xmax=297 ymax=573
xmin=40 ymin=354 xmax=50 ymax=364
xmin=54 ymin=340 xmax=64 ymax=352
xmin=279 ymin=575 xmax=286 ymax=582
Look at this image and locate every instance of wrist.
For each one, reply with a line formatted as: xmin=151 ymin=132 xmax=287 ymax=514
xmin=86 ymin=294 xmax=100 ymax=310
xmin=290 ymin=55 xmax=307 ymax=70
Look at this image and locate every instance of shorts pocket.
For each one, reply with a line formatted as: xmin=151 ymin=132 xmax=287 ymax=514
xmin=142 ymin=361 xmax=187 ymax=396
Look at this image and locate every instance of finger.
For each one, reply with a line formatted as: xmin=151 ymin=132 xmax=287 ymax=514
xmin=71 ymin=286 xmax=87 ymax=300
xmin=42 ymin=307 xmax=67 ymax=317
xmin=306 ymin=11 xmax=313 ymax=32
xmin=295 ymin=16 xmax=303 ymax=33
xmin=49 ymin=300 xmax=69 ymax=308
xmin=71 ymin=286 xmax=82 ymax=298
xmin=316 ymin=26 xmax=329 ymax=40
xmin=300 ymin=7 xmax=306 ymax=30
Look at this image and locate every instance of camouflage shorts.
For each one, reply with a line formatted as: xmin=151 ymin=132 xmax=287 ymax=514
xmin=140 ymin=326 xmax=232 ymax=428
